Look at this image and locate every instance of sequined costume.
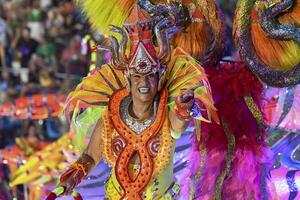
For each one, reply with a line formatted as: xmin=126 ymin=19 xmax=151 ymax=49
xmin=52 ymin=1 xmax=217 ymax=199
xmin=62 ymin=49 xmax=217 ymax=199
xmin=29 ymin=0 xmax=300 ymax=199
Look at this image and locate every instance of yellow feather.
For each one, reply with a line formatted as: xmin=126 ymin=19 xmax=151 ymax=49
xmin=166 ymin=47 xmax=218 ymax=123
xmin=80 ymin=0 xmax=137 ymax=34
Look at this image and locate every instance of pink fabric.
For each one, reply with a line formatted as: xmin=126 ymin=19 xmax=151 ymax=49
xmin=180 ymin=63 xmax=274 ymax=199
xmin=270 ymin=167 xmax=300 ymax=200
xmin=265 ymin=86 xmax=300 ymax=130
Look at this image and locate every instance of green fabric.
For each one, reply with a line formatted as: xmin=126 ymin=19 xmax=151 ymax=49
xmin=36 ymin=43 xmax=55 ymax=64
xmin=72 ymin=107 xmax=106 ymax=153
xmin=171 ymin=129 xmax=182 ymax=140
xmin=27 ymin=9 xmax=43 ymax=22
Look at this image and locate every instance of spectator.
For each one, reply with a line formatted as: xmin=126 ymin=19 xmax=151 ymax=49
xmin=0 ymin=0 xmax=81 ymax=150
xmin=0 ymin=1 xmax=98 ymax=198
xmin=0 ymin=12 xmax=8 ymax=76
xmin=15 ymin=121 xmax=44 ymax=156
xmin=38 ymin=68 xmax=60 ymax=93
xmin=25 ymin=55 xmax=42 ymax=85
xmin=61 ymin=35 xmax=88 ymax=76
xmin=35 ymin=34 xmax=55 ymax=66
xmin=15 ymin=27 xmax=39 ymax=69
xmin=40 ymin=0 xmax=52 ymax=11
xmin=26 ymin=0 xmax=45 ymax=42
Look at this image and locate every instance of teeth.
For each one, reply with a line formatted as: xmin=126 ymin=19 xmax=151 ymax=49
xmin=138 ymin=87 xmax=150 ymax=93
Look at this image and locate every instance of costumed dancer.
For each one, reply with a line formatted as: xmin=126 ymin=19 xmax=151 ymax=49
xmin=46 ymin=0 xmax=300 ymax=199
xmin=48 ymin=1 xmax=217 ymax=199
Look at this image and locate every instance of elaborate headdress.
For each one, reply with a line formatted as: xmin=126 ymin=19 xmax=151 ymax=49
xmin=119 ymin=5 xmax=162 ymax=75
xmin=98 ymin=2 xmax=191 ymax=89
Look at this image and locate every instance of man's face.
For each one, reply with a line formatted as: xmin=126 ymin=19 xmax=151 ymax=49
xmin=130 ymin=72 xmax=159 ymax=103
xmin=22 ymin=29 xmax=30 ymax=40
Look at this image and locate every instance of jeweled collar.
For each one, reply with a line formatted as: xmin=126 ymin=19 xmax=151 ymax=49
xmin=120 ymin=95 xmax=158 ymax=134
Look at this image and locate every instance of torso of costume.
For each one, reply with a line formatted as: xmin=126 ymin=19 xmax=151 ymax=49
xmin=100 ymin=88 xmax=180 ymax=200
xmin=64 ymin=46 xmax=217 ymax=199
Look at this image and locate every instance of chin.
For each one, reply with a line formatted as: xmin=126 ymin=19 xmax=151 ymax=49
xmin=137 ymin=94 xmax=153 ymax=103
xmin=137 ymin=91 xmax=157 ymax=101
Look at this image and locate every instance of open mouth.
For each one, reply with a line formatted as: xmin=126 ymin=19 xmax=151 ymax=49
xmin=138 ymin=87 xmax=150 ymax=94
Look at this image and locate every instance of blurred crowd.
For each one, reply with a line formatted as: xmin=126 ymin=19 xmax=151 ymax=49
xmin=0 ymin=0 xmax=90 ymax=98
xmin=0 ymin=0 xmax=95 ymax=149
xmin=0 ymin=1 xmax=96 ymax=198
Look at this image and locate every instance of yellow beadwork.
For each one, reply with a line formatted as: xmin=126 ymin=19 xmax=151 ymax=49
xmin=105 ymin=167 xmax=180 ymax=200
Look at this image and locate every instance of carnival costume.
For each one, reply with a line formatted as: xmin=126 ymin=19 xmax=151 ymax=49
xmin=42 ymin=0 xmax=300 ymax=199
xmin=47 ymin=1 xmax=219 ymax=199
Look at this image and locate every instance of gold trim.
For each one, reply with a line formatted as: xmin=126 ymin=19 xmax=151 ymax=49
xmin=212 ymin=119 xmax=236 ymax=200
xmin=244 ymin=94 xmax=264 ymax=138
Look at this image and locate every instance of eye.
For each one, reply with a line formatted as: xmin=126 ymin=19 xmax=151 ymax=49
xmin=133 ymin=74 xmax=141 ymax=79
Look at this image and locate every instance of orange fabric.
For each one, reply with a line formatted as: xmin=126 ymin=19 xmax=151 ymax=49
xmin=174 ymin=22 xmax=212 ymax=59
xmin=250 ymin=3 xmax=300 ymax=71
xmin=0 ymin=103 xmax=13 ymax=116
xmin=278 ymin=0 xmax=300 ymax=26
xmin=108 ymin=88 xmax=168 ymax=200
xmin=32 ymin=95 xmax=44 ymax=106
xmin=31 ymin=107 xmax=48 ymax=120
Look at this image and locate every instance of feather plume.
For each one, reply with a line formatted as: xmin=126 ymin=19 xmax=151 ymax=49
xmin=77 ymin=0 xmax=137 ymax=34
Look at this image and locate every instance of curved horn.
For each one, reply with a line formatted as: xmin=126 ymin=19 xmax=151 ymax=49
xmin=155 ymin=17 xmax=180 ymax=63
xmin=109 ymin=35 xmax=123 ymax=67
xmin=97 ymin=36 xmax=126 ymax=70
xmin=109 ymin=25 xmax=129 ymax=64
xmin=138 ymin=0 xmax=155 ymax=12
xmin=155 ymin=18 xmax=171 ymax=63
xmin=234 ymin=0 xmax=300 ymax=87
xmin=260 ymin=0 xmax=300 ymax=44
xmin=152 ymin=2 xmax=191 ymax=63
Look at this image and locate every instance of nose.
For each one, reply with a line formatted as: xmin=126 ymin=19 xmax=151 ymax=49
xmin=140 ymin=76 xmax=150 ymax=87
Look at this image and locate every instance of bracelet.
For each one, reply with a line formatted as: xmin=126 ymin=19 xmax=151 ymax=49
xmin=175 ymin=106 xmax=193 ymax=121
xmin=73 ymin=163 xmax=88 ymax=177
xmin=76 ymin=153 xmax=95 ymax=177
xmin=60 ymin=153 xmax=95 ymax=183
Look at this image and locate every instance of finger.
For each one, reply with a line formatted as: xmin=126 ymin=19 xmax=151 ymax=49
xmin=181 ymin=86 xmax=198 ymax=91
xmin=181 ymin=93 xmax=187 ymax=100
xmin=60 ymin=184 xmax=73 ymax=196
xmin=182 ymin=95 xmax=193 ymax=102
xmin=65 ymin=187 xmax=73 ymax=196
xmin=180 ymin=90 xmax=194 ymax=97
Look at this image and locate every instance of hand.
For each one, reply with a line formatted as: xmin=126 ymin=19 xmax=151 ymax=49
xmin=175 ymin=89 xmax=195 ymax=120
xmin=176 ymin=89 xmax=195 ymax=109
xmin=59 ymin=165 xmax=86 ymax=195
xmin=59 ymin=153 xmax=95 ymax=196
xmin=59 ymin=179 xmax=76 ymax=196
